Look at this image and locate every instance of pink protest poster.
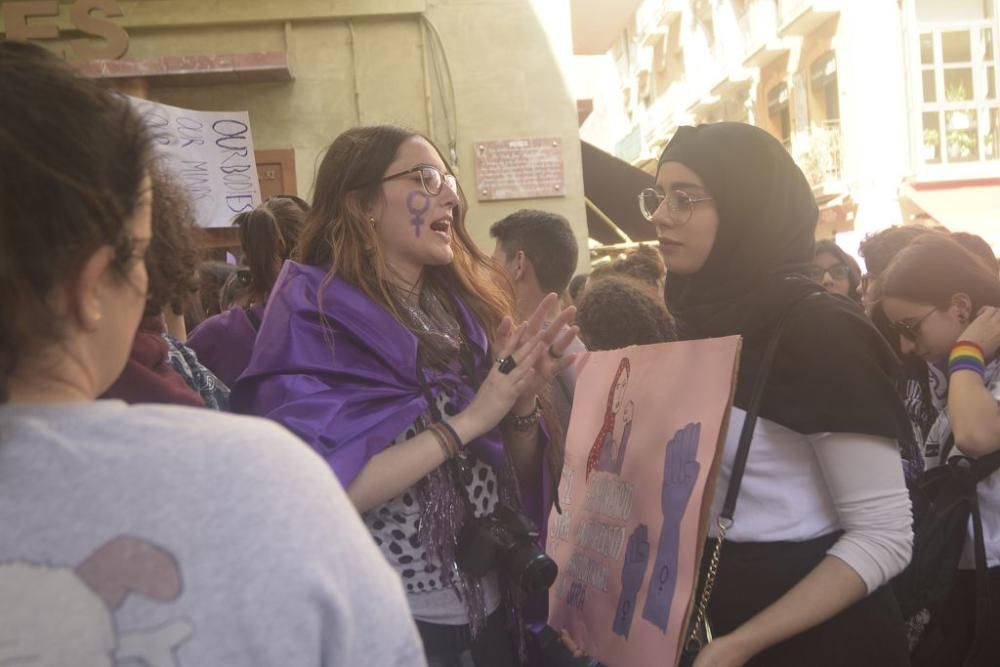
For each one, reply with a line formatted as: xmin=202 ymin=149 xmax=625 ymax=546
xmin=547 ymin=337 xmax=741 ymax=667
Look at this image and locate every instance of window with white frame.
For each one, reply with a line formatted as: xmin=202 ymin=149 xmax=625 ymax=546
xmin=916 ymin=0 xmax=1000 ymax=165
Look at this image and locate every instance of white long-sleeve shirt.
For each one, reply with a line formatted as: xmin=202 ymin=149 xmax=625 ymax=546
xmin=709 ymin=408 xmax=913 ymax=593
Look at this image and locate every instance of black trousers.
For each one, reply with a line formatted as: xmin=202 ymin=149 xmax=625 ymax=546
xmin=417 ymin=607 xmax=518 ymax=667
xmin=698 ymin=533 xmax=910 ymax=666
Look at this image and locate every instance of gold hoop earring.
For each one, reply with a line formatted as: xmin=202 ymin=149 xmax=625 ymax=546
xmin=368 ymin=217 xmax=376 ymax=226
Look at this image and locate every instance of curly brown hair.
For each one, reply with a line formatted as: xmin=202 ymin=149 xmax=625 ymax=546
xmin=577 ymin=276 xmax=677 ymax=351
xmin=144 ymin=166 xmax=202 ymax=318
xmin=590 ymin=245 xmax=665 ymax=294
xmin=858 ymin=225 xmax=933 ymax=276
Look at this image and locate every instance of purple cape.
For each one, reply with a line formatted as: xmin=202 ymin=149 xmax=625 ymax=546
xmin=232 ymin=261 xmax=515 ymax=486
xmin=187 ymin=304 xmax=262 ymax=389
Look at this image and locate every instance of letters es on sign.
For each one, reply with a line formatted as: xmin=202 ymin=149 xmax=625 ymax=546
xmin=2 ymin=0 xmax=129 ymax=60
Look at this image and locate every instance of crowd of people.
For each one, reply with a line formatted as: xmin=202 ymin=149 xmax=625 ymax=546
xmin=2 ymin=40 xmax=999 ymax=667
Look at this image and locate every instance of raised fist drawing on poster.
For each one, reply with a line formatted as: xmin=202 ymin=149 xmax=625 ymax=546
xmin=642 ymin=422 xmax=701 ymax=632
xmin=612 ymin=523 xmax=649 ymax=639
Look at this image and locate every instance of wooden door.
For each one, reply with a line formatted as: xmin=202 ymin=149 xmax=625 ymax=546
xmin=255 ymin=148 xmax=298 ymax=200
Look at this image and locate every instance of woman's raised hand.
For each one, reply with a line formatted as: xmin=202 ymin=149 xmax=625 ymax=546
xmin=458 ymin=321 xmax=545 ymax=438
xmin=959 ymin=305 xmax=1000 ymax=358
xmin=496 ymin=293 xmax=580 ymax=408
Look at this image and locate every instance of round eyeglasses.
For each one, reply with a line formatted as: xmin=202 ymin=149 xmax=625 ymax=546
xmin=638 ymin=188 xmax=713 ymax=225
xmin=381 ymin=165 xmax=457 ymax=196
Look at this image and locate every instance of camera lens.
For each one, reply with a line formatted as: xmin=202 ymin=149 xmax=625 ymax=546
xmin=509 ymin=545 xmax=558 ymax=593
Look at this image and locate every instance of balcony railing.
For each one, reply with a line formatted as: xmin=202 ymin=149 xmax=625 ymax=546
xmin=793 ymin=119 xmax=843 ymax=186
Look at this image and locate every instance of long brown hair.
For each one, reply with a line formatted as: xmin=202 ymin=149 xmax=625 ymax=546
xmin=234 ymin=196 xmax=306 ymax=304
xmin=296 ymin=125 xmax=513 ymax=347
xmin=874 ymin=233 xmax=1000 ymax=311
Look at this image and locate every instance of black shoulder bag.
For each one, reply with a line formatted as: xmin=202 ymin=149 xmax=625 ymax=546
xmin=894 ymin=432 xmax=1000 ymax=666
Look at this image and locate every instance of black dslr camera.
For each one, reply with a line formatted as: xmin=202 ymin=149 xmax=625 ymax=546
xmin=455 ymin=505 xmax=558 ymax=593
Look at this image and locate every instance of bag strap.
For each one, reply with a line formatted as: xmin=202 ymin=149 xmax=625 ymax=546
xmin=718 ymin=291 xmax=821 ymax=524
xmin=944 ymin=451 xmax=1000 ymax=661
xmin=970 ymin=449 xmax=1000 ymax=483
xmin=967 ymin=450 xmax=1000 ymax=652
xmin=685 ymin=290 xmax=819 ymax=653
xmin=245 ymin=306 xmax=262 ymax=333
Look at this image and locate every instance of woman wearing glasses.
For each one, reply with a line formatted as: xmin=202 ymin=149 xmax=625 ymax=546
xmin=234 ymin=125 xmax=578 ymax=665
xmin=806 ymin=239 xmax=863 ymax=303
xmin=876 ymin=233 xmax=1000 ymax=665
xmin=639 ymin=123 xmax=913 ymax=666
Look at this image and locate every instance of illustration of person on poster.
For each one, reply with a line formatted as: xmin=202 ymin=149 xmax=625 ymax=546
xmin=587 ymin=358 xmax=636 ymax=479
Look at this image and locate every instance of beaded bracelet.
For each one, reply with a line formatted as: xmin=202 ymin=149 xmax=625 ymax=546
xmin=948 ymin=340 xmax=986 ymax=381
xmin=502 ymin=397 xmax=543 ymax=432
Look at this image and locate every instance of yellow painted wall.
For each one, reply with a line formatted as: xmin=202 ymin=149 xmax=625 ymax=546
xmin=1 ymin=0 xmax=588 ymax=267
xmin=756 ymin=53 xmax=789 ymax=141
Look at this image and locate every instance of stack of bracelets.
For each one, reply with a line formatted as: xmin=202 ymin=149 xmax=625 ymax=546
xmin=427 ymin=421 xmax=465 ymax=459
xmin=949 ymin=340 xmax=987 ymax=382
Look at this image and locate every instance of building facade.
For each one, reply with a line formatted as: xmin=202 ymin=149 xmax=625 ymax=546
xmin=2 ymin=0 xmax=590 ymax=264
xmin=573 ymin=0 xmax=1000 ymax=254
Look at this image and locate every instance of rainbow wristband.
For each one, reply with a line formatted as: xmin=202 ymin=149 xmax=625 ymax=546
xmin=949 ymin=341 xmax=986 ymax=380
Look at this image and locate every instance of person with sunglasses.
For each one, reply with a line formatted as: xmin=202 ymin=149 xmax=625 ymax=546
xmin=805 ymin=240 xmax=862 ymax=303
xmin=875 ymin=233 xmax=1000 ymax=665
xmin=643 ymin=123 xmax=913 ymax=667
xmin=233 ymin=125 xmax=579 ymax=665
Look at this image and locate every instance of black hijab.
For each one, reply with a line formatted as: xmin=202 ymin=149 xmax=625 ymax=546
xmin=659 ymin=123 xmax=908 ymax=439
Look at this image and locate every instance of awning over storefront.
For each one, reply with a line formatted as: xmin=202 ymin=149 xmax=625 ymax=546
xmin=898 ymin=178 xmax=1000 ymax=251
xmin=581 ymin=141 xmax=656 ymax=245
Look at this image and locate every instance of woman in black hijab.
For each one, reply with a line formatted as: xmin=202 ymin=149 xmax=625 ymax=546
xmin=646 ymin=123 xmax=914 ymax=666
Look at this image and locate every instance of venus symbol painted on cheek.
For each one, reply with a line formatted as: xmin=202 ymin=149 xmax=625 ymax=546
xmin=407 ymin=191 xmax=431 ymax=237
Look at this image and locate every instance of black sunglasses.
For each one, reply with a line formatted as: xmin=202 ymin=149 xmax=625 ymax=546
xmin=889 ymin=307 xmax=937 ymax=342
xmin=806 ymin=264 xmax=850 ymax=282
